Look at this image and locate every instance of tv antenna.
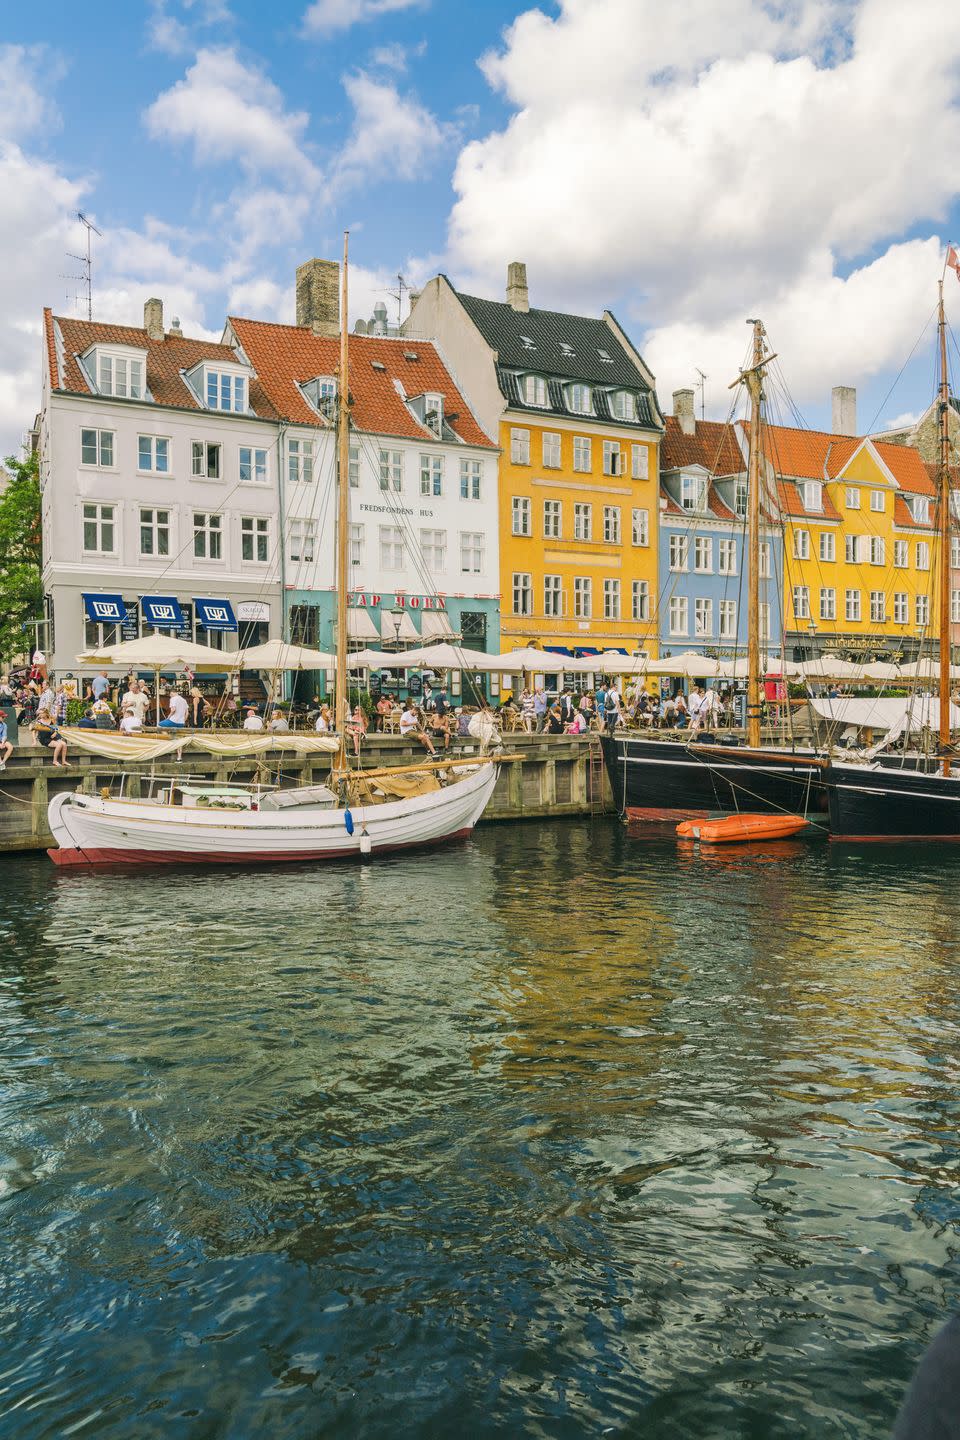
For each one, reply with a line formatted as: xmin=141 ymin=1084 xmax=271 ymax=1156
xmin=387 ymin=272 xmax=408 ymax=326
xmin=62 ymin=212 xmax=103 ymax=320
xmin=695 ymin=367 xmax=708 ymax=419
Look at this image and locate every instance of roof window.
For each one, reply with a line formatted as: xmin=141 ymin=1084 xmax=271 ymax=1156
xmin=597 ymin=348 xmax=614 ymax=365
xmin=301 ymin=375 xmax=337 ymax=418
xmin=403 ymin=349 xmax=420 ymax=362
xmin=611 ymin=390 xmax=637 ymax=421
xmin=523 ymin=375 xmax=548 ymax=407
xmin=559 ymin=342 xmax=575 ymax=357
xmin=565 ymin=382 xmax=592 ymax=415
xmin=371 ymin=360 xmax=386 ymax=371
xmin=520 ymin=335 xmax=536 ymax=350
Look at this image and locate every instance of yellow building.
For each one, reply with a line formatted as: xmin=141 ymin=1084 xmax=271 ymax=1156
xmin=404 ymin=264 xmax=664 ymax=659
xmin=767 ymin=425 xmax=940 ymax=659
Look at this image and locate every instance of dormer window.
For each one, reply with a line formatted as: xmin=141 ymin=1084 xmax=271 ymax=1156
xmin=612 ymin=391 xmax=636 ymax=421
xmin=681 ymin=474 xmax=708 ymax=511
xmin=597 ymin=349 xmax=614 ymax=365
xmin=566 ymin=383 xmax=592 ymax=414
xmin=520 ymin=335 xmax=536 ymax=351
xmin=559 ymin=342 xmax=575 ymax=358
xmin=907 ymin=495 xmax=930 ymax=523
xmin=302 ymin=376 xmax=337 ymax=418
xmin=206 ymin=369 xmax=247 ymax=413
xmin=524 ymin=375 xmax=548 ymax=406
xmin=423 ymin=392 xmax=444 ymax=435
xmin=90 ymin=348 xmax=145 ymax=399
xmin=799 ymin=479 xmax=822 ymax=512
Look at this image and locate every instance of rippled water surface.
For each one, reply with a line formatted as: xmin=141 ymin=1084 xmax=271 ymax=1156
xmin=2 ymin=821 xmax=960 ymax=1437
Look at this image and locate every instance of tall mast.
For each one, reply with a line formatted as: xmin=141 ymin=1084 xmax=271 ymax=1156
xmin=745 ymin=319 xmax=766 ymax=750
xmin=335 ymin=232 xmax=351 ymax=763
xmin=938 ymin=279 xmax=951 ymax=775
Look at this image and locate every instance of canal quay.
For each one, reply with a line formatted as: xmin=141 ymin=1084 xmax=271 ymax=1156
xmin=3 ymin=819 xmax=960 ymax=1438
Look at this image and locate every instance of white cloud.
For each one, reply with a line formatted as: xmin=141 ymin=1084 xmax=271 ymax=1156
xmin=369 ymin=39 xmax=426 ymax=72
xmin=0 ymin=44 xmax=64 ymax=140
xmin=147 ymin=0 xmax=234 ymax=54
xmin=144 ymin=48 xmax=319 ymax=183
xmin=336 ymin=71 xmax=453 ymax=185
xmin=302 ymin=0 xmax=425 ymax=36
xmin=446 ymin=0 xmax=960 ymax=414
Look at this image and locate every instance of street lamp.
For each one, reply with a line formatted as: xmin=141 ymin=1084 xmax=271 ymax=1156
xmin=390 ymin=607 xmax=404 ymax=650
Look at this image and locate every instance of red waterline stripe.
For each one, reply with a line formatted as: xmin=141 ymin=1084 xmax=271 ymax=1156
xmin=47 ymin=827 xmax=474 ymax=868
xmin=625 ymin=806 xmax=712 ymax=823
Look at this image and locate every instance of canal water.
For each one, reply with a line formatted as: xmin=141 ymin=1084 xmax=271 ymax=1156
xmin=2 ymin=821 xmax=960 ymax=1439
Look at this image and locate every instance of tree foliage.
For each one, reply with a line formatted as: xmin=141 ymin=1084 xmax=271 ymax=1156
xmin=0 ymin=450 xmax=42 ymax=667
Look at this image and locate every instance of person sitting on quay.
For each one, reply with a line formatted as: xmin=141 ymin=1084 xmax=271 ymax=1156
xmin=347 ymin=703 xmax=367 ymax=756
xmin=399 ymin=702 xmax=437 ymax=758
xmin=243 ymin=706 xmax=264 ymax=732
xmin=31 ymin=708 xmax=68 ymax=766
xmin=159 ymin=687 xmax=189 ymax=729
xmin=0 ymin=712 xmax=12 ymax=770
xmin=565 ymin=707 xmax=587 ymax=735
xmin=119 ymin=704 xmax=142 ymax=735
xmin=91 ymin=697 xmax=116 ymax=730
xmin=544 ymin=702 xmax=565 ymax=735
xmin=314 ymin=704 xmax=333 ymax=733
xmin=268 ymin=707 xmax=290 ymax=733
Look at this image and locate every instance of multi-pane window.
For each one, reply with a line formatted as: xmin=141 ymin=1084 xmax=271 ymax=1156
xmin=694 ymin=536 xmax=713 ymax=572
xmin=799 ymin=480 xmax=822 ymax=512
xmin=524 ymin=375 xmax=547 ymax=406
xmin=574 ymin=503 xmax=592 ymax=540
xmin=916 ymin=594 xmax=930 ymax=626
xmin=632 ymin=508 xmax=649 ymax=546
xmin=602 ymin=440 xmax=622 ymax=476
xmin=573 ymin=576 xmax=592 ymax=618
xmin=380 ymin=525 xmax=404 ymax=570
xmin=870 ymin=536 xmax=885 ymax=565
xmin=81 ymin=427 xmax=114 ymax=467
xmin=793 ymin=529 xmax=810 ymax=560
xmin=348 ymin=523 xmax=363 ymax=567
xmin=287 ymin=437 xmax=313 ymax=484
xmin=759 ymin=602 xmax=770 ymax=642
xmin=792 ymin=585 xmax=810 ymax=620
xmin=917 ymin=541 xmax=930 ymax=571
xmin=846 ymin=487 xmax=860 ymax=509
xmin=951 ymin=590 xmax=960 ymax=624
xmin=632 ymin=580 xmax=650 ymax=622
xmin=543 ymin=500 xmax=562 ymax=538
xmin=460 ymin=459 xmax=482 ymax=499
xmin=759 ymin=542 xmax=771 ymax=578
xmin=845 ymin=534 xmax=862 ymax=564
xmin=669 ymin=596 xmax=688 ymax=635
xmin=870 ymin=591 xmax=886 ymax=623
xmin=512 ymin=497 xmax=532 ymax=536
xmin=631 ymin=444 xmax=649 ymax=479
xmin=82 ymin=502 xmax=115 ymax=553
xmin=542 ymin=432 xmax=561 ymax=468
xmin=566 ymin=383 xmax=592 ymax=413
xmin=719 ymin=599 xmax=737 ymax=638
xmin=513 ymin=572 xmax=533 ymax=616
xmin=894 ymin=592 xmax=908 ymax=624
xmin=206 ymin=370 xmax=246 ymax=412
xmin=820 ymin=587 xmax=836 ymax=621
xmin=820 ymin=532 xmax=835 ymax=562
xmin=138 ymin=435 xmax=169 ymax=473
xmin=290 ymin=604 xmax=319 ymax=647
xmin=349 ymin=444 xmax=360 ymax=488
xmin=734 ymin=480 xmax=747 ymax=517
xmin=908 ymin=496 xmax=931 ymax=522
xmin=98 ymin=353 xmax=144 ymax=399
xmin=573 ymin=436 xmax=592 ymax=472
xmin=192 ymin=441 xmax=221 ymax=479
xmin=379 ymin=449 xmax=403 ymax=491
xmin=695 ymin=598 xmax=713 ymax=636
xmin=420 ymin=528 xmax=446 ymax=571
xmin=139 ymin=507 xmax=169 ymax=557
xmin=845 ymin=588 xmax=861 ymax=622
xmin=718 ymin=538 xmax=737 ymax=574
xmin=613 ymin=391 xmax=636 ymax=421
xmin=603 ymin=506 xmax=621 ymax=543
xmin=669 ymin=534 xmax=689 ymax=571
xmin=951 ymin=536 xmax=960 ymax=569
xmin=460 ymin=532 xmax=483 ymax=574
xmin=510 ymin=428 xmax=530 ymax=465
xmin=241 ymin=516 xmax=269 ymax=562
xmin=603 ymin=578 xmax=621 ymax=619
xmin=239 ymin=446 xmax=267 ymax=484
xmin=193 ymin=512 xmax=222 ymax=560
xmin=420 ymin=454 xmax=443 ymax=496
xmin=681 ymin=475 xmax=707 ymax=511
xmin=870 ymin=489 xmax=885 ymax=512
xmin=544 ymin=575 xmax=563 ymax=617
xmin=289 ymin=518 xmax=316 ymax=563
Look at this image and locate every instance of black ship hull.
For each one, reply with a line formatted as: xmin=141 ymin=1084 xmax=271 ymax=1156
xmin=601 ymin=735 xmax=829 ymax=822
xmin=827 ymin=762 xmax=960 ymax=840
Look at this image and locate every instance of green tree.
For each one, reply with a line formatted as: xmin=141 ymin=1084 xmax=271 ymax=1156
xmin=0 ymin=450 xmax=42 ymax=667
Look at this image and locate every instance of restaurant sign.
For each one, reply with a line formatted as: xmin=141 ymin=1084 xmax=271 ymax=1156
xmin=348 ymin=593 xmax=445 ymax=610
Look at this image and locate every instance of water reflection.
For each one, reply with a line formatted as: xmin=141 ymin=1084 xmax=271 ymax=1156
xmin=1 ymin=824 xmax=960 ymax=1437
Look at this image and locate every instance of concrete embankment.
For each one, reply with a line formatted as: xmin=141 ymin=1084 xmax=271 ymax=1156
xmin=0 ymin=732 xmax=615 ymax=854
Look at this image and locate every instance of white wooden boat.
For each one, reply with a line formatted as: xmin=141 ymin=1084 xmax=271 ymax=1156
xmin=47 ymin=763 xmax=498 ymax=868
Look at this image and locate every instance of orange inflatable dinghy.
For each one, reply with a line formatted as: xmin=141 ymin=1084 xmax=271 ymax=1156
xmin=676 ymin=813 xmax=808 ymax=843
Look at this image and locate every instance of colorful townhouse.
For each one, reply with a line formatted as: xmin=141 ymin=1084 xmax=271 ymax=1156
xmin=658 ymin=393 xmax=783 ymax=657
xmin=405 ymin=263 xmax=664 ymax=659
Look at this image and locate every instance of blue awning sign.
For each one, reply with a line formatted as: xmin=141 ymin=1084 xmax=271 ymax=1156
xmin=194 ymin=598 xmax=237 ymax=631
xmin=82 ymin=593 xmax=125 ymax=624
xmin=543 ymin=645 xmax=574 ymax=656
xmin=141 ymin=595 xmax=186 ymax=629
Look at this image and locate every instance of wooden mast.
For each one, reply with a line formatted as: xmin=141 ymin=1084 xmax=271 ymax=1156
xmin=938 ymin=279 xmax=952 ymax=775
xmin=745 ymin=319 xmax=766 ymax=750
xmin=335 ymin=232 xmax=351 ymax=767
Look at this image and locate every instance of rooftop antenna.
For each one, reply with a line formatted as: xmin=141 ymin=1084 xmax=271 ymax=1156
xmin=62 ymin=212 xmax=103 ymax=321
xmin=387 ymin=272 xmax=408 ymax=326
xmin=695 ymin=367 xmax=708 ymax=420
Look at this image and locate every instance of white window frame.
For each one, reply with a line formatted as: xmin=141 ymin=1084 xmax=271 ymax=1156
xmin=759 ymin=542 xmax=771 ymax=578
xmin=205 ymin=368 xmax=247 ymax=413
xmin=603 ymin=505 xmax=621 ymax=544
xmin=380 ymin=525 xmax=404 ymax=570
xmin=348 ymin=522 xmax=363 ymax=567
xmin=193 ymin=511 xmax=222 ymax=561
xmin=420 ymin=527 xmax=447 ymax=571
xmin=82 ymin=501 xmax=116 ymax=555
xmin=792 ymin=585 xmax=810 ymax=620
xmin=96 ymin=350 xmax=144 ymax=400
xmin=573 ymin=436 xmax=592 ymax=473
xmin=819 ymin=587 xmax=836 ymax=621
xmin=240 ymin=515 xmax=270 ymax=563
xmin=870 ymin=489 xmax=885 ymax=512
xmin=694 ymin=536 xmax=713 ymax=573
xmin=379 ymin=449 xmax=403 ymax=492
xmin=632 ymin=580 xmax=649 ymax=622
xmin=138 ymin=435 xmax=169 ymax=475
xmin=420 ymin=454 xmax=443 ymax=497
xmin=917 ymin=541 xmax=930 ymax=571
xmin=543 ymin=574 xmax=563 ymax=617
xmin=631 ymin=443 xmax=649 ymax=479
xmin=192 ymin=440 xmax=222 ymax=480
xmin=894 ymin=591 xmax=908 ymax=624
xmin=239 ymin=446 xmax=268 ymax=485
xmin=916 ymin=594 xmax=930 ymax=626
xmin=870 ymin=590 xmax=886 ymax=623
xmin=574 ymin=503 xmax=592 ymax=541
xmin=799 ymin=480 xmax=822 ymax=512
xmin=289 ymin=517 xmax=317 ymax=564
xmin=460 ymin=459 xmax=482 ymax=500
xmin=81 ymin=427 xmax=114 ymax=468
xmin=669 ymin=534 xmax=689 ymax=572
xmin=566 ymin=383 xmax=592 ymax=414
xmin=819 ymin=531 xmax=835 ymax=563
xmin=846 ymin=487 xmax=861 ymax=509
xmin=513 ymin=571 xmax=533 ymax=616
xmin=543 ymin=499 xmax=562 ymax=539
xmin=870 ymin=536 xmax=885 ymax=566
xmin=695 ymin=597 xmax=713 ymax=637
xmin=542 ymin=432 xmax=561 ymax=469
xmin=287 ymin=436 xmax=314 ymax=484
xmin=512 ymin=496 xmax=532 ymax=537
xmin=510 ymin=428 xmax=530 ymax=465
xmin=524 ymin=375 xmax=548 ymax=406
xmin=793 ymin=529 xmax=810 ymax=560
xmin=668 ymin=595 xmax=688 ymax=636
xmin=718 ymin=538 xmax=737 ymax=575
xmin=602 ymin=440 xmax=622 ymax=476
xmin=460 ymin=531 xmax=483 ymax=574
xmin=612 ymin=391 xmax=636 ymax=421
xmin=573 ymin=576 xmax=592 ymax=618
xmin=139 ymin=506 xmax=170 ymax=558
xmin=845 ymin=588 xmax=861 ymax=622
xmin=603 ymin=578 xmax=621 ymax=620
xmin=719 ymin=598 xmax=737 ymax=638
xmin=631 ymin=508 xmax=649 ymax=547
xmin=681 ymin=474 xmax=707 ymax=512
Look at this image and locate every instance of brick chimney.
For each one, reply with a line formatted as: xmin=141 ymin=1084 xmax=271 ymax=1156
xmin=506 ymin=261 xmax=529 ymax=313
xmin=144 ymin=297 xmax=164 ymax=341
xmin=832 ymin=385 xmax=857 ymax=436
xmin=296 ymin=258 xmax=340 ymax=337
xmin=673 ymin=388 xmax=696 ymax=436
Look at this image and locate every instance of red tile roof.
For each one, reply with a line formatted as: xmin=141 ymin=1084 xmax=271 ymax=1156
xmin=44 ymin=310 xmax=277 ymax=418
xmin=661 ymin=415 xmax=744 ymax=475
xmin=892 ymin=495 xmax=934 ymax=531
xmin=774 ymin=479 xmax=841 ymax=522
xmin=750 ymin=419 xmax=935 ymax=496
xmin=229 ymin=317 xmax=495 ymax=448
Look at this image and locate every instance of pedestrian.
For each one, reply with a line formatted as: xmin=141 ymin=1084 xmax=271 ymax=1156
xmin=189 ymin=687 xmax=208 ymax=728
xmin=558 ymin=690 xmax=575 ymax=725
xmin=92 ymin=670 xmax=111 ymax=702
xmin=533 ymin=686 xmax=549 ymax=732
xmin=519 ymin=687 xmax=536 ymax=733
xmin=30 ymin=649 xmax=47 ymax=684
xmin=603 ymin=683 xmax=622 ymax=734
xmin=53 ymin=682 xmax=68 ymax=724
xmin=347 ymin=703 xmax=367 ymax=756
xmin=38 ymin=678 xmax=55 ymax=714
xmin=688 ymin=684 xmax=706 ymax=732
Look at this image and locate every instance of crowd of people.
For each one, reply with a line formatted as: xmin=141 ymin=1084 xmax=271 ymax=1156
xmin=504 ymin=681 xmax=737 ymax=735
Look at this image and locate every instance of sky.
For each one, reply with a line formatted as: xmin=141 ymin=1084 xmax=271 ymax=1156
xmin=2 ymin=0 xmax=960 ymax=458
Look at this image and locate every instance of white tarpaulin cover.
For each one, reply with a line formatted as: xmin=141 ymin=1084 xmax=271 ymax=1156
xmin=59 ymin=729 xmax=340 ymax=761
xmin=809 ymin=697 xmax=960 ymax=735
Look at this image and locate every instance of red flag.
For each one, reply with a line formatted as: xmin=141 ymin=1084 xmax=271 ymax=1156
xmin=948 ymin=244 xmax=960 ymax=282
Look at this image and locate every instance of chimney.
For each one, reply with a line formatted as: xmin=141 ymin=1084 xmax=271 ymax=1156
xmin=506 ymin=261 xmax=529 ymax=312
xmin=673 ymin=388 xmax=696 ymax=436
xmin=296 ymin=258 xmax=340 ymax=337
xmin=144 ymin=297 xmax=164 ymax=341
xmin=832 ymin=385 xmax=857 ymax=436
xmin=168 ymin=315 xmax=182 ymax=337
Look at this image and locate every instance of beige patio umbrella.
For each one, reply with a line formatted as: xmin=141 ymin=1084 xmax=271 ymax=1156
xmin=77 ymin=634 xmax=240 ymax=723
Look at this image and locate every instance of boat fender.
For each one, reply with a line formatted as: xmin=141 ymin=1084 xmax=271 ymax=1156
xmin=344 ymin=807 xmax=354 ymax=835
xmin=359 ymin=829 xmax=372 ymax=857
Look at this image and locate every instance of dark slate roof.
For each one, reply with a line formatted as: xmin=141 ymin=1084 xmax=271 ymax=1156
xmin=453 ymin=283 xmax=662 ymax=429
xmin=495 ymin=365 xmax=659 ymax=429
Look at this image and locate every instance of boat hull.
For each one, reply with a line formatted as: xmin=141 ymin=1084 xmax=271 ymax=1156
xmin=676 ymin=813 xmax=809 ymax=843
xmin=601 ymin=736 xmax=828 ymax=822
xmin=827 ymin=762 xmax=960 ymax=840
xmin=47 ymin=764 xmax=498 ymax=868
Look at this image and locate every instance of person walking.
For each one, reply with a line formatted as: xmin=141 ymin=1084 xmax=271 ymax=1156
xmin=519 ymin=687 xmax=536 ymax=733
xmin=533 ymin=686 xmax=549 ymax=733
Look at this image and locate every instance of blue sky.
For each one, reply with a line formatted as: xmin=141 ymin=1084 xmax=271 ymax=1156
xmin=2 ymin=0 xmax=960 ymax=455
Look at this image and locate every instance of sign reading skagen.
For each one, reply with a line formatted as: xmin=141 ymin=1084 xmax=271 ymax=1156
xmin=348 ymin=594 xmax=446 ymax=610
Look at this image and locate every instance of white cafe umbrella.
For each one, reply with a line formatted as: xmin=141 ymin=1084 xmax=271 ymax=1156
xmin=715 ymin=655 xmax=802 ymax=679
xmin=236 ymin=639 xmax=337 ymax=670
xmin=495 ymin=647 xmax=570 ymax=675
xmin=797 ymin=656 xmax=864 ymax=681
xmin=77 ymin=634 xmax=240 ymax=723
xmin=861 ymin=661 xmax=904 ymax=682
xmin=646 ymin=651 xmax=722 ymax=678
